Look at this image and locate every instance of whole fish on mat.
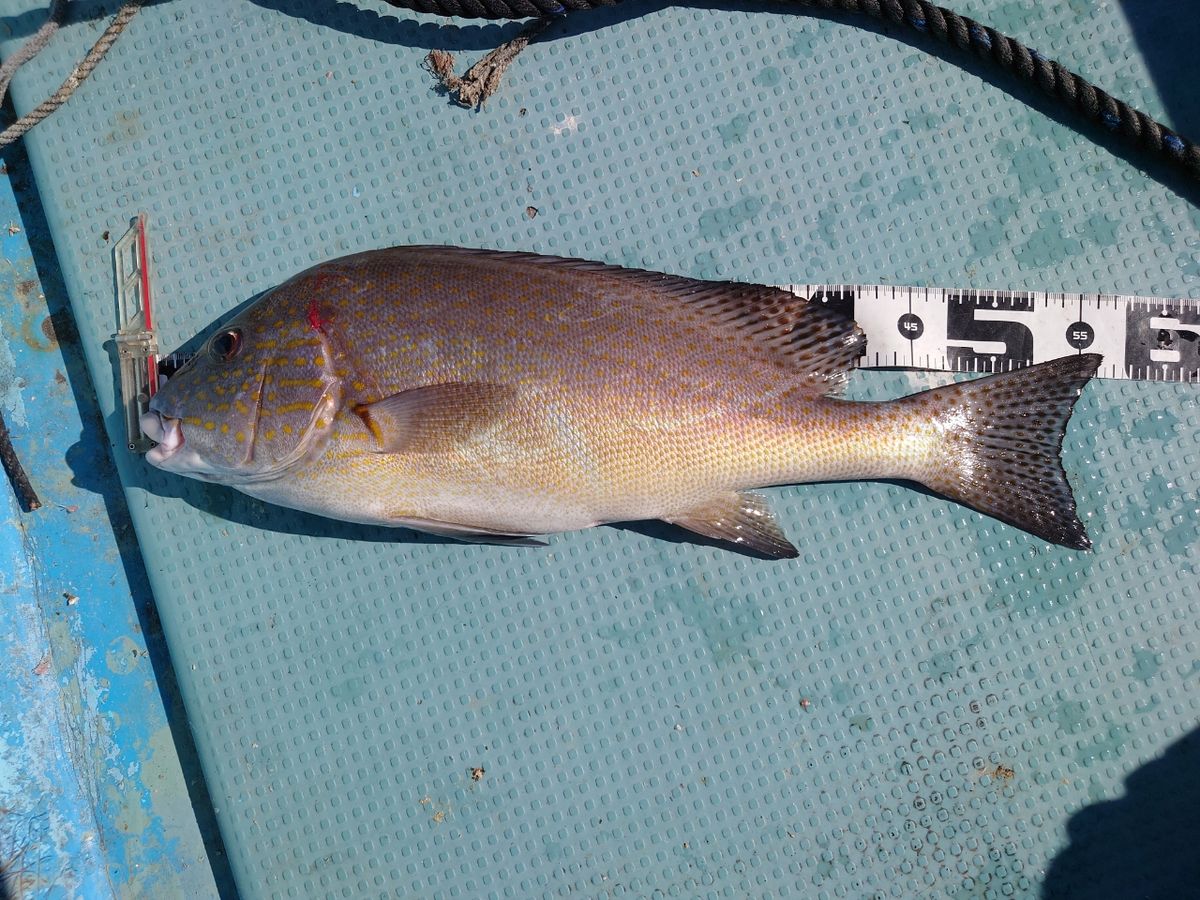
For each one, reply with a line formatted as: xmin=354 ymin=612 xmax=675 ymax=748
xmin=141 ymin=247 xmax=1100 ymax=558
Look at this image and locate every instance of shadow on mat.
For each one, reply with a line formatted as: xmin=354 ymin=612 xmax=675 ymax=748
xmin=1118 ymin=0 xmax=1200 ymax=143
xmin=1042 ymin=726 xmax=1200 ymax=899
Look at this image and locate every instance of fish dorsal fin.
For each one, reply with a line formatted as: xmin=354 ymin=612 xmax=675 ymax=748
xmin=353 ymin=382 xmax=518 ymax=454
xmin=398 ymin=246 xmax=866 ymax=396
xmin=665 ymin=491 xmax=799 ymax=559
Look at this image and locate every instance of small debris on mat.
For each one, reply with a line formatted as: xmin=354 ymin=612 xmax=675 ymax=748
xmin=32 ymin=653 xmax=51 ymax=676
xmin=525 ymin=206 xmax=538 ymax=219
xmin=7 ymin=222 xmax=19 ymax=235
xmin=470 ymin=766 xmax=485 ymax=781
xmin=425 ymin=49 xmax=455 ymax=81
xmin=551 ymin=115 xmax=580 ymax=136
xmin=420 ymin=794 xmax=451 ymax=823
xmin=63 ymin=591 xmax=78 ymax=605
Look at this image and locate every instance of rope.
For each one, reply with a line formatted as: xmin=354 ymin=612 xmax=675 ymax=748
xmin=391 ymin=0 xmax=1200 ymax=182
xmin=0 ymin=0 xmax=143 ymax=149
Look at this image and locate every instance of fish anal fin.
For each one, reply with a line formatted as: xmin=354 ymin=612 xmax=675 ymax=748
xmin=666 ymin=491 xmax=798 ymax=559
xmin=353 ymin=382 xmax=517 ymax=453
xmin=391 ymin=515 xmax=547 ymax=547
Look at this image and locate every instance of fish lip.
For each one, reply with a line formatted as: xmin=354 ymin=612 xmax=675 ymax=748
xmin=141 ymin=411 xmax=184 ymax=465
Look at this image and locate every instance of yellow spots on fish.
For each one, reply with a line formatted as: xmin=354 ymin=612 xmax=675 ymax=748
xmin=184 ymin=416 xmax=202 ymax=427
xmin=282 ymin=424 xmax=294 ymax=436
xmin=277 ymin=377 xmax=325 ymax=389
xmin=205 ymin=402 xmax=214 ymax=412
xmin=351 ymin=380 xmax=366 ymax=392
xmin=314 ymin=356 xmax=325 ymax=367
xmin=264 ymin=429 xmax=277 ymax=441
xmin=293 ymin=357 xmax=308 ymax=367
xmin=235 ymin=431 xmax=246 ymax=443
xmin=274 ymin=400 xmax=314 ymax=415
xmin=204 ymin=421 xmax=215 ymax=431
xmin=315 ymin=417 xmax=329 ymax=430
xmin=235 ymin=400 xmax=249 ymax=415
xmin=257 ymin=339 xmax=278 ymax=350
xmin=220 ymin=423 xmax=230 ymax=434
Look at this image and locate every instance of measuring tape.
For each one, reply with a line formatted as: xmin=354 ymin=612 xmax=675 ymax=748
xmin=785 ymin=285 xmax=1200 ymax=382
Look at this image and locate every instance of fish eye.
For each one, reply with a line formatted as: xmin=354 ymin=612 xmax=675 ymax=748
xmin=210 ymin=328 xmax=243 ymax=362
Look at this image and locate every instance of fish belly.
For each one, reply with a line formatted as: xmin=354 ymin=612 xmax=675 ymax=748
xmin=273 ymin=397 xmax=922 ymax=534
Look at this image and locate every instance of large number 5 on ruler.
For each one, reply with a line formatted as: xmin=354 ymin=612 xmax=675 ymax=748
xmin=946 ymin=293 xmax=1035 ymax=372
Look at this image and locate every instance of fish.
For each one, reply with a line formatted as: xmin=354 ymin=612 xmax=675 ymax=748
xmin=141 ymin=246 xmax=1101 ymax=558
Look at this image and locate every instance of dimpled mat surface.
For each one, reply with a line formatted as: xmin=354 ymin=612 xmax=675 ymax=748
xmin=3 ymin=0 xmax=1200 ymax=895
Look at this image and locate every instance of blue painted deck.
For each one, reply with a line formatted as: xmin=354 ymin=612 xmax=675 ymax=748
xmin=0 ymin=142 xmax=227 ymax=895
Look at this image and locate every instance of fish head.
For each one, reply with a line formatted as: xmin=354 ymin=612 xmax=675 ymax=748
xmin=141 ymin=288 xmax=342 ymax=483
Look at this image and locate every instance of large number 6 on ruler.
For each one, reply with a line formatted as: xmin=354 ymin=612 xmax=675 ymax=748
xmin=946 ymin=293 xmax=1035 ymax=372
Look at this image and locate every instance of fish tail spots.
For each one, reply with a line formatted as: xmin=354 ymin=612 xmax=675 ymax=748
xmin=904 ymin=354 xmax=1102 ymax=550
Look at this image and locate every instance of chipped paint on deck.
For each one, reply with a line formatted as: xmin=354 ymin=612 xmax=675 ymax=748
xmin=0 ymin=158 xmax=219 ymax=896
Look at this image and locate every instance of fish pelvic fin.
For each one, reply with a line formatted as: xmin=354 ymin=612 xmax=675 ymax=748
xmin=906 ymin=354 xmax=1102 ymax=550
xmin=390 ymin=516 xmax=548 ymax=546
xmin=666 ymin=491 xmax=799 ymax=559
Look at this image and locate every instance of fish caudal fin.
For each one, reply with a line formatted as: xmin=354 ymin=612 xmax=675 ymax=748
xmin=909 ymin=354 xmax=1102 ymax=550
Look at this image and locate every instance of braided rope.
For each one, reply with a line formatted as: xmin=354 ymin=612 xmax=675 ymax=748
xmin=0 ymin=1 xmax=143 ymax=149
xmin=387 ymin=0 xmax=1200 ymax=181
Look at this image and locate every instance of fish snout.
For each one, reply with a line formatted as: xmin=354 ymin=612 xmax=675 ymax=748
xmin=141 ymin=411 xmax=185 ymax=465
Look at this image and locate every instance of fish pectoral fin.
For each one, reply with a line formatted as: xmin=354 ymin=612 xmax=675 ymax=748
xmin=391 ymin=515 xmax=547 ymax=547
xmin=353 ymin=382 xmax=518 ymax=453
xmin=665 ymin=491 xmax=799 ymax=560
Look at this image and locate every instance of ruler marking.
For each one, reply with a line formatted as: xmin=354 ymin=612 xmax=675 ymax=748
xmin=792 ymin=283 xmax=1199 ymax=382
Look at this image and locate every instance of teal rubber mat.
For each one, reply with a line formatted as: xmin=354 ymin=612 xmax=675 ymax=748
xmin=3 ymin=0 xmax=1198 ymax=896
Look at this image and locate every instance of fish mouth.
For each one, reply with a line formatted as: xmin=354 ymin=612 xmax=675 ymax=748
xmin=141 ymin=411 xmax=185 ymax=465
